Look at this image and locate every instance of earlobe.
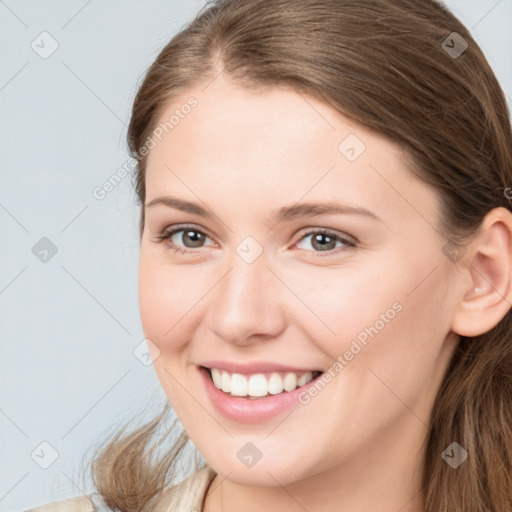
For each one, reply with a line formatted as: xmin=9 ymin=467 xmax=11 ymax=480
xmin=451 ymin=207 xmax=512 ymax=338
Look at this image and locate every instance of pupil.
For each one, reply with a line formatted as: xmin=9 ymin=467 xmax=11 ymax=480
xmin=313 ymin=234 xmax=334 ymax=251
xmin=185 ymin=230 xmax=203 ymax=247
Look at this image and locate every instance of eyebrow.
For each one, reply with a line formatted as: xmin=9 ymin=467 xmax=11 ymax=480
xmin=145 ymin=195 xmax=382 ymax=223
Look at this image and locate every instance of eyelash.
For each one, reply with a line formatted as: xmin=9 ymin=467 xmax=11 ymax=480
xmin=153 ymin=223 xmax=357 ymax=257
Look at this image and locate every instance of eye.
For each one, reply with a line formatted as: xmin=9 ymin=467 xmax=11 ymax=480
xmin=153 ymin=224 xmax=214 ymax=255
xmin=153 ymin=225 xmax=356 ymax=257
xmin=294 ymin=229 xmax=356 ymax=256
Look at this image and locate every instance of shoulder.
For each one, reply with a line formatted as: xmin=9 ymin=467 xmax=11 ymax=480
xmin=22 ymin=465 xmax=217 ymax=512
xmin=153 ymin=464 xmax=217 ymax=512
xmin=22 ymin=495 xmax=97 ymax=512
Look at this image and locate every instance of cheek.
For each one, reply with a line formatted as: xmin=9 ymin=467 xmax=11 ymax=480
xmin=138 ymin=249 xmax=221 ymax=364
xmin=303 ymin=248 xmax=449 ymax=376
xmin=137 ymin=253 xmax=192 ymax=352
xmin=342 ymin=256 xmax=453 ymax=403
xmin=278 ymin=254 xmax=410 ymax=358
xmin=137 ymin=255 xmax=203 ymax=408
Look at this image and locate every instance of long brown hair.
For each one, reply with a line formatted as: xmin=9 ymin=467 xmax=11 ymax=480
xmin=82 ymin=1 xmax=512 ymax=510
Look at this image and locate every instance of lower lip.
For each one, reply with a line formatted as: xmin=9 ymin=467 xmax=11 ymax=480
xmin=198 ymin=366 xmax=323 ymax=424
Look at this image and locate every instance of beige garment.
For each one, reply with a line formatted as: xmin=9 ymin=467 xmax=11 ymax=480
xmin=23 ymin=465 xmax=217 ymax=512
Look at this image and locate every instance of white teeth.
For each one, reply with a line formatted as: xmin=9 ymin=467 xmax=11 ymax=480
xmin=211 ymin=368 xmax=222 ymax=388
xmin=297 ymin=372 xmax=311 ymax=387
xmin=248 ymin=374 xmax=268 ymax=397
xmin=268 ymin=373 xmax=283 ymax=395
xmin=221 ymin=371 xmax=231 ymax=393
xmin=283 ymin=373 xmax=297 ymax=392
xmin=209 ymin=368 xmax=317 ymax=397
xmin=231 ymin=373 xmax=248 ymax=397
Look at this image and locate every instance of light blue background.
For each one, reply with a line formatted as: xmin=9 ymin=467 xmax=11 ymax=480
xmin=1 ymin=1 xmax=511 ymax=511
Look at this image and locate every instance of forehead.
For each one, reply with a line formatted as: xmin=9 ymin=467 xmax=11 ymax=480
xmin=144 ymin=76 xmax=440 ymax=231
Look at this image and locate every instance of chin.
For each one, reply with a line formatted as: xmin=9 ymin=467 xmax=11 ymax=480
xmin=205 ymin=453 xmax=313 ymax=487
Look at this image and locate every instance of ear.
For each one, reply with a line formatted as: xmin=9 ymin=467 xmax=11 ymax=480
xmin=451 ymin=207 xmax=512 ymax=338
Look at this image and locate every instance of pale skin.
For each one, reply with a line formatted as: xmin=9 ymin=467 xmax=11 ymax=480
xmin=138 ymin=74 xmax=512 ymax=512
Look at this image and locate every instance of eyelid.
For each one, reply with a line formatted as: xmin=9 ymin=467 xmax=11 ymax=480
xmin=294 ymin=226 xmax=357 ymax=245
xmin=153 ymin=223 xmax=214 ymax=246
xmin=292 ymin=228 xmax=356 ymax=257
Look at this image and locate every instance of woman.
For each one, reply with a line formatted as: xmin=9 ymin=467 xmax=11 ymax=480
xmin=26 ymin=0 xmax=512 ymax=511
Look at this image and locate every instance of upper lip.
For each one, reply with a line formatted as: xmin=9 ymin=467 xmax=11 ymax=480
xmin=200 ymin=360 xmax=322 ymax=375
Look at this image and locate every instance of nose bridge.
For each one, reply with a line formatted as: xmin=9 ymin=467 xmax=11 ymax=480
xmin=208 ymin=245 xmax=284 ymax=343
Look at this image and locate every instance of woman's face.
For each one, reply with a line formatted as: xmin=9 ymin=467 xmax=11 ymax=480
xmin=138 ymin=75 xmax=461 ymax=487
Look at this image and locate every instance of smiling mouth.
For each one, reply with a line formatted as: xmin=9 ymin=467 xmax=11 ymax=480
xmin=203 ymin=366 xmax=324 ymax=399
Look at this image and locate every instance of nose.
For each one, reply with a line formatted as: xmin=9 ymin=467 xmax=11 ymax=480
xmin=207 ymin=248 xmax=286 ymax=346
